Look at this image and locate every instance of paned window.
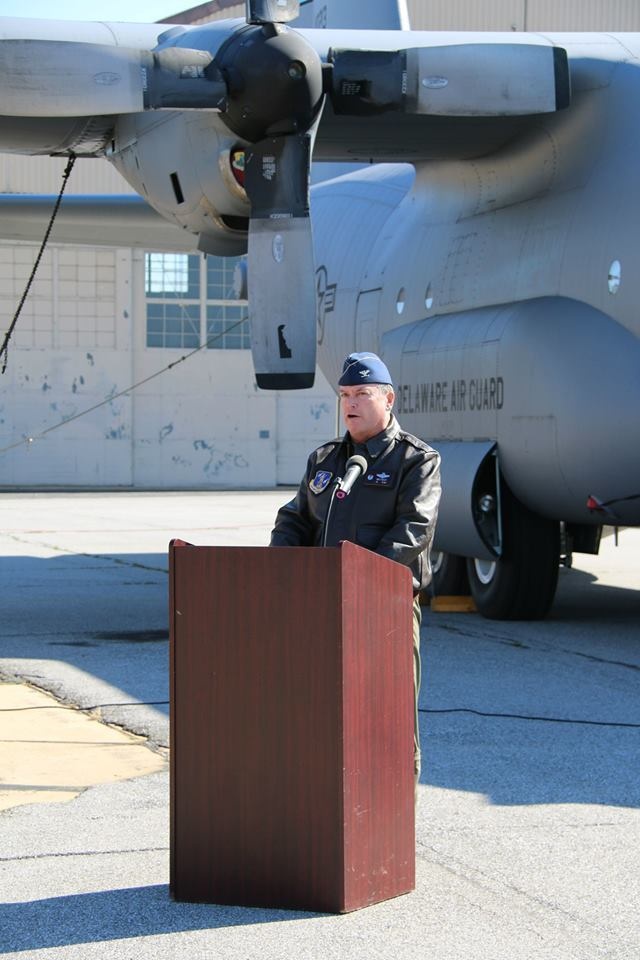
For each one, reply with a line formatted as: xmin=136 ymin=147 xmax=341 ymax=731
xmin=145 ymin=253 xmax=200 ymax=299
xmin=146 ymin=303 xmax=200 ymax=349
xmin=145 ymin=252 xmax=249 ymax=349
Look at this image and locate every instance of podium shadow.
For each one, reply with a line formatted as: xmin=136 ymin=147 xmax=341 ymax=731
xmin=0 ymin=884 xmax=315 ymax=953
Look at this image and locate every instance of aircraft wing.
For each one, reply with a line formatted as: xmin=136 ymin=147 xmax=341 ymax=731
xmin=0 ymin=2 xmax=570 ymax=388
xmin=308 ymin=30 xmax=569 ymax=162
xmin=0 ymin=21 xmax=568 ymax=161
xmin=0 ymin=194 xmax=197 ymax=251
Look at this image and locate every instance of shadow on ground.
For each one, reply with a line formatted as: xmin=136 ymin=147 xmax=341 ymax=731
xmin=0 ymin=884 xmax=316 ymax=952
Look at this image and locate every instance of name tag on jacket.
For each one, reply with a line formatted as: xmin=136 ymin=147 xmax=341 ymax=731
xmin=362 ymin=470 xmax=395 ymax=487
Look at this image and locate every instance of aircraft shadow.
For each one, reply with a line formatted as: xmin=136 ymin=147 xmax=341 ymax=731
xmin=420 ymin=565 xmax=640 ymax=808
xmin=0 ymin=551 xmax=172 ymax=724
xmin=551 ymin=566 xmax=640 ymax=621
xmin=419 ymin=706 xmax=640 ymax=807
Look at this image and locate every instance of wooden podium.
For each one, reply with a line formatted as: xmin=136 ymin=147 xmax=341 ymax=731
xmin=169 ymin=540 xmax=415 ymax=913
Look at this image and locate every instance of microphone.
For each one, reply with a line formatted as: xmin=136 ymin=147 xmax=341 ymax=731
xmin=335 ymin=454 xmax=368 ymax=499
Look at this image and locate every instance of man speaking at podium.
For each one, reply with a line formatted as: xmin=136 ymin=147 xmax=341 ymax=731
xmin=270 ymin=352 xmax=441 ymax=783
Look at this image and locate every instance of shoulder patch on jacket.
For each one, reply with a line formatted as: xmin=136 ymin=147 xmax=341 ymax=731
xmin=309 ymin=470 xmax=333 ymax=494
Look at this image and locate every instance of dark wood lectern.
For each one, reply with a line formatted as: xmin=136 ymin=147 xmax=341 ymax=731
xmin=169 ymin=541 xmax=415 ymax=913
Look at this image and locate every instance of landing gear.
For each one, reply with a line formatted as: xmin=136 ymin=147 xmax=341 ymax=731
xmin=466 ymin=483 xmax=560 ymax=620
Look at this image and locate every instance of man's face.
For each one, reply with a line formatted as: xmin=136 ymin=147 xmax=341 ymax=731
xmin=339 ymin=384 xmax=394 ymax=443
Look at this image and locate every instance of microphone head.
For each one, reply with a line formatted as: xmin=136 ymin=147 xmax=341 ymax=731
xmin=335 ymin=453 xmax=368 ymax=499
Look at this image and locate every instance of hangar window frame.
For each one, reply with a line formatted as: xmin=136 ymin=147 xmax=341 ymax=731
xmin=145 ymin=252 xmax=249 ymax=350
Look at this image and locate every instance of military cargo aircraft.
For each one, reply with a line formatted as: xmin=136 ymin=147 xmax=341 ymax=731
xmin=0 ymin=0 xmax=638 ymax=619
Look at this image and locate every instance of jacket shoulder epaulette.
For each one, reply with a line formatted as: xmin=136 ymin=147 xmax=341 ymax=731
xmin=397 ymin=430 xmax=439 ymax=457
xmin=313 ymin=436 xmax=344 ymax=463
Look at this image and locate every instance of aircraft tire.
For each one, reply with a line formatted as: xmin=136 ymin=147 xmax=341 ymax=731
xmin=465 ymin=485 xmax=560 ymax=620
xmin=429 ymin=550 xmax=469 ymax=596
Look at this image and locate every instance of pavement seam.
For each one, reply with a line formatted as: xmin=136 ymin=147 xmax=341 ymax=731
xmin=0 ymin=674 xmax=169 ymax=757
xmin=417 ymin=841 xmax=631 ymax=959
xmin=4 ymin=531 xmax=168 ymax=573
xmin=0 ymin=679 xmax=168 ymax=811
xmin=0 ymin=846 xmax=169 ymax=863
xmin=437 ymin=621 xmax=640 ymax=673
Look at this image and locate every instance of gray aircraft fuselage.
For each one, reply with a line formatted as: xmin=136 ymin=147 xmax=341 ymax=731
xmin=311 ymin=34 xmax=640 ymax=532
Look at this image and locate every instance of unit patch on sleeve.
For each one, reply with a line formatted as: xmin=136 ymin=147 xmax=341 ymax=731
xmin=309 ymin=470 xmax=333 ymax=494
xmin=363 ymin=470 xmax=395 ymax=487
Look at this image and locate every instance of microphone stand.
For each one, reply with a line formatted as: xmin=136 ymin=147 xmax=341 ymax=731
xmin=322 ymin=454 xmax=368 ymax=546
xmin=321 ymin=477 xmax=342 ymax=547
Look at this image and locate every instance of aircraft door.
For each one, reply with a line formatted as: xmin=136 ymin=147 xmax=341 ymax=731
xmin=355 ymin=288 xmax=382 ymax=352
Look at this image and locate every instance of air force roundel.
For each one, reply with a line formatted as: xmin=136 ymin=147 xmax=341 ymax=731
xmin=309 ymin=470 xmax=333 ymax=494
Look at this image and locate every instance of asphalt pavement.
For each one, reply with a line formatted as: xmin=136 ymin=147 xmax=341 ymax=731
xmin=1 ymin=491 xmax=639 ymax=959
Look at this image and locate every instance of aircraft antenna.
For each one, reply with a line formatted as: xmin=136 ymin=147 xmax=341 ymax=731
xmin=0 ymin=154 xmax=77 ymax=375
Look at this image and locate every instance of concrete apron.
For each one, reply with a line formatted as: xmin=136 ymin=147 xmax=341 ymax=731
xmin=0 ymin=681 xmax=166 ymax=811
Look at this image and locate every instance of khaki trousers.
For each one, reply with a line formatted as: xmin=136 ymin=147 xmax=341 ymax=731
xmin=413 ymin=595 xmax=422 ymax=784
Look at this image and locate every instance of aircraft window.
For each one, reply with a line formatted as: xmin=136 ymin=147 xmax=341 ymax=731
xmin=425 ymin=284 xmax=434 ymax=310
xmin=608 ymin=260 xmax=621 ymax=295
xmin=396 ymin=288 xmax=406 ymax=315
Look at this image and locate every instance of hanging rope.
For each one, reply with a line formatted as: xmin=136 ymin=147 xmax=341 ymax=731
xmin=0 ymin=316 xmax=248 ymax=457
xmin=0 ymin=153 xmax=77 ymax=374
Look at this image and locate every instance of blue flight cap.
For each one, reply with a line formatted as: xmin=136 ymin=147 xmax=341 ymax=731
xmin=338 ymin=352 xmax=393 ymax=387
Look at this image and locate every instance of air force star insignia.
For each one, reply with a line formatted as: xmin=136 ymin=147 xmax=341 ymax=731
xmin=309 ymin=470 xmax=333 ymax=494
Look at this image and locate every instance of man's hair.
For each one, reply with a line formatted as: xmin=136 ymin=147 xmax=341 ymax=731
xmin=339 ymin=383 xmax=394 ymax=401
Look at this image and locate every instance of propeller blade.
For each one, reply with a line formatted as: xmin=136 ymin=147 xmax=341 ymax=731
xmin=0 ymin=39 xmax=143 ymax=116
xmin=0 ymin=39 xmax=226 ymax=116
xmin=244 ymin=132 xmax=318 ymax=389
xmin=246 ymin=0 xmax=300 ymax=25
xmin=213 ymin=18 xmax=325 ymax=389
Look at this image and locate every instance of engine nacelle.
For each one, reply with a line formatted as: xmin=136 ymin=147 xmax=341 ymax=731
xmin=108 ymin=110 xmax=250 ymax=256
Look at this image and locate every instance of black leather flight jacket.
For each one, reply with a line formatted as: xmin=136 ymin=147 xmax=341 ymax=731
xmin=270 ymin=416 xmax=442 ymax=593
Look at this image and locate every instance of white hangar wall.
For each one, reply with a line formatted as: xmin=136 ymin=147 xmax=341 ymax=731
xmin=0 ymin=156 xmax=335 ymax=489
xmin=167 ymin=0 xmax=640 ymax=30
xmin=406 ymin=0 xmax=640 ymax=30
